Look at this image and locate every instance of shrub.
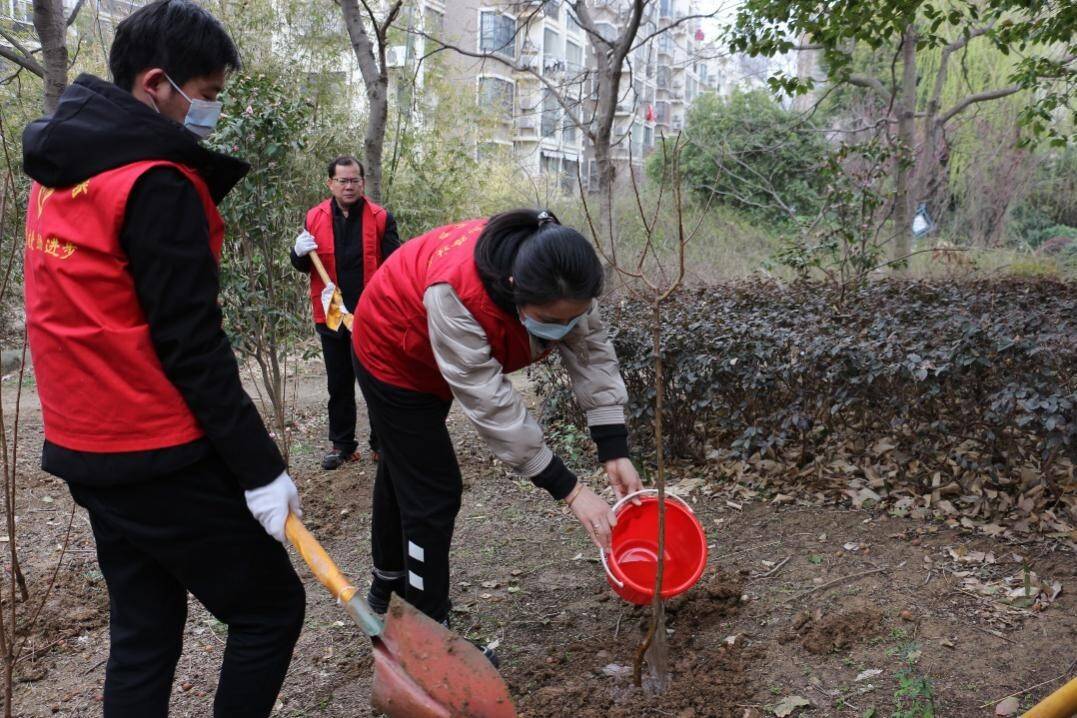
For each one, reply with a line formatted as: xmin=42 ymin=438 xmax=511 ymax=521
xmin=536 ymin=280 xmax=1076 ymax=487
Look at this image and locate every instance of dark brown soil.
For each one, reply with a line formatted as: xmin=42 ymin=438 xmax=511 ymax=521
xmin=795 ymin=606 xmax=883 ymax=655
xmin=5 ymin=361 xmax=1076 ymax=717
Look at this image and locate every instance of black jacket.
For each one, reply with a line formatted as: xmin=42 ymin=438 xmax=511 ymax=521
xmin=23 ymin=74 xmax=285 ymax=490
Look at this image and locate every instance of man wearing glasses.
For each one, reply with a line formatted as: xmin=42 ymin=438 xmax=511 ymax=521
xmin=292 ymin=156 xmax=400 ymax=469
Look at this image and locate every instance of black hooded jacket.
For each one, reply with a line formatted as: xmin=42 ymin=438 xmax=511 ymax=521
xmin=23 ymin=74 xmax=284 ymax=490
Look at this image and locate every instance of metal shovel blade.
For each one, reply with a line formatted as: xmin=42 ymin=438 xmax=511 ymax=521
xmin=285 ymin=516 xmax=515 ymax=717
xmin=372 ymin=594 xmax=517 ymax=718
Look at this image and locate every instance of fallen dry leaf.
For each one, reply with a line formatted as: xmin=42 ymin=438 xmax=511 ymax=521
xmin=773 ymin=695 xmax=811 ymax=717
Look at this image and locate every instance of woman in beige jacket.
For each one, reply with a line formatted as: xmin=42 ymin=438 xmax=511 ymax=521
xmin=353 ymin=209 xmax=642 ymax=661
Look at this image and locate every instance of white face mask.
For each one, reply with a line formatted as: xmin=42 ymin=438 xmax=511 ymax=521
xmin=154 ymin=74 xmax=223 ymax=140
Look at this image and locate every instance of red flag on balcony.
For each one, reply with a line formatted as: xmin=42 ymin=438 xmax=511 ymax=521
xmin=645 ymin=104 xmax=655 ymax=121
xmin=695 ymin=28 xmax=705 ymax=42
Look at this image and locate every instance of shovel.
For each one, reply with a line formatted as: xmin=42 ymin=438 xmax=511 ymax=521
xmin=307 ymin=251 xmax=354 ymax=332
xmin=285 ymin=514 xmax=516 ymax=718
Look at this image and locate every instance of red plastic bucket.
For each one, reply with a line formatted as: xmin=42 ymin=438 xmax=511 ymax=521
xmin=601 ymin=490 xmax=708 ymax=605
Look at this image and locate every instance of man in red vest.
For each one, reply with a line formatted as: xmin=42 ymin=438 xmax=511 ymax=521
xmin=291 ymin=156 xmax=399 ymax=470
xmin=21 ymin=2 xmax=304 ymax=716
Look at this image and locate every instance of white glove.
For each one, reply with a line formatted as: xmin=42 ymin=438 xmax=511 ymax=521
xmin=294 ymin=229 xmax=317 ymax=257
xmin=244 ymin=472 xmax=302 ymax=543
xmin=321 ymin=282 xmax=337 ymax=318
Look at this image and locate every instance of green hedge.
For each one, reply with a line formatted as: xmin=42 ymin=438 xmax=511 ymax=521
xmin=536 ymin=280 xmax=1076 ymax=481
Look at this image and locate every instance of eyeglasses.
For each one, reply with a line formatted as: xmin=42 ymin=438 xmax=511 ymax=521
xmin=332 ymin=178 xmax=362 ymax=186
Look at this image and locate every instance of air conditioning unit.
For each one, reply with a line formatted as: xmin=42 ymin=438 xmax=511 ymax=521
xmin=517 ymin=117 xmax=538 ymax=130
xmin=385 ymin=46 xmax=407 ymax=69
xmin=671 ymin=118 xmax=683 ymax=131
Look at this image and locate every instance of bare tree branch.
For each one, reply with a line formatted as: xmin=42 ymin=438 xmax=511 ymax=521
xmin=938 ymin=84 xmax=1022 ymax=126
xmin=846 ymin=74 xmax=890 ymax=100
xmin=0 ymin=29 xmax=44 ymax=77
xmin=65 ymin=0 xmax=86 ymax=27
xmin=417 ymin=33 xmax=591 ymax=140
xmin=630 ymin=10 xmax=721 ymax=52
xmin=927 ymin=24 xmax=995 ymax=121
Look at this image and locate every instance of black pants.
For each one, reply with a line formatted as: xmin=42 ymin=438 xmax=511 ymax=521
xmin=320 ymin=326 xmax=378 ymax=454
xmin=355 ymin=359 xmax=461 ymax=623
xmin=67 ymin=455 xmax=306 ymax=718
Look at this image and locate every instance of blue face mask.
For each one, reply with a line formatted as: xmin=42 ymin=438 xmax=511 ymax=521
xmin=520 ymin=312 xmax=582 ymax=341
xmin=163 ymin=74 xmax=223 ymax=140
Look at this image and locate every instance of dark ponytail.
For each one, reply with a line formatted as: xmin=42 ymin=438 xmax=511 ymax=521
xmin=474 ymin=208 xmax=604 ymax=315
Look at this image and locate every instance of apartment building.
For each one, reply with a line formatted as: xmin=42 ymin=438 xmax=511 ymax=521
xmin=397 ymin=0 xmax=711 ymax=190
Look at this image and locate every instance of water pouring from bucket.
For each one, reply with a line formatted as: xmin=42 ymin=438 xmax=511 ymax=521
xmin=600 ymin=489 xmax=708 ymax=605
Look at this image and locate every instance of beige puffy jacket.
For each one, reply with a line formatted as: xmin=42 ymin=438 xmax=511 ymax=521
xmin=423 ymin=283 xmax=628 ymax=479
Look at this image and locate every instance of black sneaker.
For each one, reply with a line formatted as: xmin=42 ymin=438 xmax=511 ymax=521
xmin=321 ymin=448 xmax=358 ymax=470
xmin=472 ymin=641 xmax=500 ymax=669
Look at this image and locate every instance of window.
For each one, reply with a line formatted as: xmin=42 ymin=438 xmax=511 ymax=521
xmin=541 ymin=92 xmax=560 ymax=138
xmin=563 ymin=117 xmax=577 ymax=143
xmin=566 ymin=9 xmax=582 ymax=35
xmin=541 ymin=153 xmax=560 ymax=175
xmin=659 ymin=0 xmax=671 ymax=18
xmin=631 ymin=123 xmax=643 ymax=158
xmin=594 ymin=22 xmax=617 ymax=43
xmin=480 ymin=11 xmax=516 ymax=59
xmin=644 ymin=126 xmax=654 ymax=148
xmin=5 ymin=0 xmax=31 ymax=23
xmin=543 ymin=28 xmax=561 ymax=71
xmin=656 ymin=65 xmax=670 ymax=89
xmin=562 ymin=158 xmax=579 ymax=193
xmin=479 ymin=77 xmax=514 ymax=122
xmin=655 ymin=101 xmax=670 ymax=124
xmin=425 ymin=8 xmax=444 ymax=35
xmin=565 ymin=40 xmax=582 ymax=73
xmin=543 ymin=0 xmax=560 ymax=21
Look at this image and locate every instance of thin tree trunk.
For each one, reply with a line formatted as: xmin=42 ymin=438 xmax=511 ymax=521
xmin=363 ymin=75 xmax=388 ymax=202
xmin=892 ymin=23 xmax=918 ymax=266
xmin=340 ymin=0 xmax=397 ymax=204
xmin=32 ymin=0 xmax=68 ymax=114
xmin=633 ymin=300 xmax=669 ymax=690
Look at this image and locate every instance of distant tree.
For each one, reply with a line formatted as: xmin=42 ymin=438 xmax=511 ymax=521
xmin=728 ymin=0 xmax=1077 ymax=263
xmin=649 ymin=89 xmax=828 ymax=222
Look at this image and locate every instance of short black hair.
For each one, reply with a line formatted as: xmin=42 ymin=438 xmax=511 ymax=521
xmin=327 ymin=155 xmax=364 ymax=179
xmin=475 ymin=208 xmax=603 ymax=315
xmin=109 ymin=0 xmax=240 ymax=92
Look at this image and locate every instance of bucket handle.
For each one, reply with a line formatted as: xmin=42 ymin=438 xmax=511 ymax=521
xmin=599 ymin=489 xmax=696 ymax=590
xmin=611 ymin=488 xmax=696 ymax=515
xmin=600 ymin=548 xmax=624 ymax=588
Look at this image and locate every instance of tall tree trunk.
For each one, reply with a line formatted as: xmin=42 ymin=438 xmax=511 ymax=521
xmin=33 ymin=0 xmax=68 ymax=114
xmin=892 ymin=23 xmax=918 ymax=267
xmin=340 ymin=0 xmax=388 ymax=203
xmin=362 ymin=75 xmax=388 ymax=202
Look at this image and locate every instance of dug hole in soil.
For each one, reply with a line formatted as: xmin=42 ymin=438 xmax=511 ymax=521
xmin=7 ymin=361 xmax=1077 ymax=717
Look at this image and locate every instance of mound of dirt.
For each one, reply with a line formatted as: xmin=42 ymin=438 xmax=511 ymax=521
xmin=790 ymin=606 xmax=883 ymax=655
xmin=667 ymin=570 xmax=743 ymax=632
xmin=513 ymin=640 xmax=760 ymax=718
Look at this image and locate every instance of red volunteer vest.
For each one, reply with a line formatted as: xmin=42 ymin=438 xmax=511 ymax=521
xmin=354 ymin=220 xmax=533 ymax=400
xmin=304 ymin=197 xmax=387 ymax=324
xmin=24 ymin=160 xmax=224 ymax=453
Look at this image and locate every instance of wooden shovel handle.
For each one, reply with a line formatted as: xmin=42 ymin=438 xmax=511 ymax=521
xmin=285 ymin=514 xmax=357 ymax=603
xmin=1024 ymin=677 xmax=1077 ymax=718
xmin=307 ymin=251 xmax=334 ymax=288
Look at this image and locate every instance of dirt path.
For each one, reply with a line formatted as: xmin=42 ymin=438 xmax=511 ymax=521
xmin=7 ymin=360 xmax=1076 ymax=717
